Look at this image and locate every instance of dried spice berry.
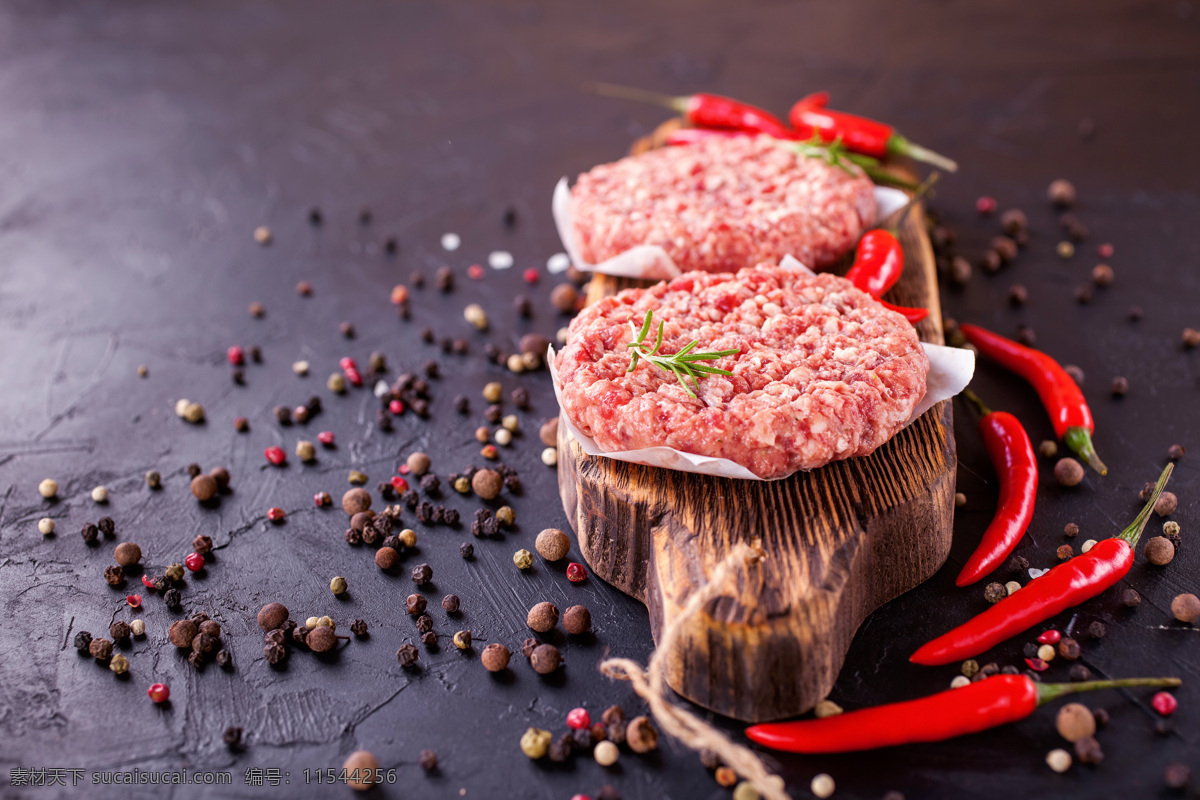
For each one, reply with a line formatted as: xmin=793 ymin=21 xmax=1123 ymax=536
xmin=163 ymin=588 xmax=182 ymax=609
xmin=527 ymin=602 xmax=559 ymax=633
xmin=81 ymin=523 xmax=99 ymax=545
xmin=104 ymin=565 xmax=125 ymax=586
xmin=1087 ymin=621 xmax=1106 ymax=639
xmin=89 ymin=638 xmax=114 ymax=661
xmin=513 ymin=549 xmax=534 ymax=570
xmin=420 ymin=630 xmax=438 ymax=647
xmin=472 ymin=468 xmax=502 ymax=499
xmin=453 ymin=630 xmax=471 ymax=650
xmin=1056 ymin=703 xmax=1096 ymax=742
xmin=441 ymin=595 xmax=460 ymax=614
xmin=185 ymin=552 xmax=205 ymax=571
xmin=109 ymin=653 xmax=130 ymax=675
xmin=563 ymin=605 xmax=592 ymax=635
xmin=1155 ymin=491 xmax=1178 ymax=516
xmin=530 ymin=643 xmax=561 ymax=674
xmin=74 ymin=631 xmax=94 ymax=652
xmin=257 ymin=603 xmax=289 ymax=631
xmin=1058 ymin=637 xmax=1081 ymax=660
xmin=1144 ymin=536 xmax=1175 ymax=565
xmin=110 ymin=620 xmax=132 ymax=641
xmin=983 ymin=582 xmax=1006 ymax=604
xmin=521 ymin=727 xmax=552 ymax=759
xmin=375 ymin=547 xmax=401 ymax=570
xmin=114 ymin=542 xmax=142 ymax=567
xmin=342 ymin=488 xmax=371 ymax=515
xmin=626 ymin=716 xmax=658 ymax=753
xmin=1074 ymin=735 xmax=1104 ymax=765
xmin=1171 ymin=593 xmax=1200 ymax=623
xmin=548 ymin=734 xmax=573 ymax=762
xmin=535 ymin=528 xmax=571 ymax=561
xmin=411 ymin=563 xmax=432 ymax=586
xmin=1121 ymin=588 xmax=1141 ymax=607
xmin=169 ymin=620 xmax=199 ymax=648
xmin=481 ymin=643 xmax=511 ymax=672
xmin=567 ymin=562 xmax=588 ymax=582
xmin=193 ymin=535 xmax=214 ymax=555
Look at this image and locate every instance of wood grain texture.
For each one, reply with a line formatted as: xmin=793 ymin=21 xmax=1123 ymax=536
xmin=558 ymin=188 xmax=954 ymax=722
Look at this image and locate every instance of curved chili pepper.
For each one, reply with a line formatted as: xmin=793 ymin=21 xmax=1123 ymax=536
xmin=789 ymin=91 xmax=958 ymax=172
xmin=911 ymin=464 xmax=1172 ymax=666
xmin=959 ymin=323 xmax=1106 ymax=475
xmin=587 ymin=82 xmax=794 ymax=139
xmin=954 ymin=390 xmax=1037 ymax=586
xmin=745 ymin=674 xmax=1181 ymax=753
xmin=845 ymin=229 xmax=904 ymax=296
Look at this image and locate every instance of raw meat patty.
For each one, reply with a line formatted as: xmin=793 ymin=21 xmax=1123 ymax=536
xmin=555 ymin=262 xmax=929 ymax=479
xmin=569 ymin=134 xmax=877 ymax=274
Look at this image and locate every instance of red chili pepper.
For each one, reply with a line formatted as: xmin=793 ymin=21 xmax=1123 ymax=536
xmin=745 ymin=674 xmax=1181 ymax=753
xmin=587 ymin=82 xmax=794 ymax=139
xmin=954 ymin=391 xmax=1037 ymax=586
xmin=911 ymin=464 xmax=1171 ymax=666
xmin=789 ymin=91 xmax=958 ymax=172
xmin=959 ymin=323 xmax=1107 ymax=475
xmin=845 ymin=229 xmax=904 ymax=297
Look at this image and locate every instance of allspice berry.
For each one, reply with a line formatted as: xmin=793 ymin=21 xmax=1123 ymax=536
xmin=539 ymin=418 xmax=559 ymax=447
xmin=375 ymin=546 xmax=400 ymax=570
xmin=168 ymin=619 xmax=199 ymax=648
xmin=114 ymin=542 xmax=142 ymax=567
xmin=527 ymin=602 xmax=559 ymax=633
xmin=626 ymin=716 xmax=659 ymax=753
xmin=530 ymin=643 xmax=561 ymax=674
xmin=1155 ymin=491 xmax=1178 ymax=517
xmin=343 ymin=750 xmax=380 ymax=791
xmin=563 ymin=605 xmax=592 ymax=635
xmin=550 ymin=283 xmax=578 ymax=313
xmin=471 ymin=468 xmax=503 ymax=500
xmin=342 ymin=488 xmax=372 ymax=515
xmin=1145 ymin=536 xmax=1175 ymax=566
xmin=1171 ymin=593 xmax=1200 ymax=624
xmin=191 ymin=474 xmax=219 ymax=501
xmin=1055 ymin=703 xmax=1096 ymax=742
xmin=306 ymin=625 xmax=338 ymax=653
xmin=1054 ymin=458 xmax=1085 ymax=487
xmin=535 ymin=528 xmax=571 ymax=562
xmin=257 ymin=602 xmax=289 ymax=631
xmin=481 ymin=643 xmax=511 ymax=672
xmin=406 ymin=452 xmax=431 ymax=476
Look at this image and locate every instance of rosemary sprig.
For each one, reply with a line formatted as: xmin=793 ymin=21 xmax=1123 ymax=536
xmin=788 ymin=132 xmax=920 ymax=191
xmin=626 ymin=310 xmax=738 ymax=398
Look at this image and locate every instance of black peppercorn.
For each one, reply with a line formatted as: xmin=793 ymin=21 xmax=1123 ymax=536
xmin=504 ymin=474 xmax=522 ymax=493
xmin=381 ymin=534 xmax=402 ymax=551
xmin=411 ymin=563 xmax=432 ymax=586
xmin=512 ymin=387 xmax=530 ymax=408
xmin=164 ymin=588 xmax=182 ymax=609
xmin=1058 ymin=637 xmax=1081 ymax=660
xmin=442 ymin=594 xmax=460 ymax=614
xmin=264 ymin=642 xmax=287 ymax=664
xmin=216 ymin=649 xmax=232 ymax=668
xmin=1122 ymin=588 xmax=1141 ymax=607
xmin=443 ymin=508 xmax=460 ymax=526
xmin=416 ymin=614 xmax=433 ymax=633
xmin=1022 ymin=642 xmax=1040 ymax=659
xmin=187 ymin=463 xmax=202 ymax=478
xmin=1092 ymin=707 xmax=1109 ymax=728
xmin=483 ymin=343 xmax=500 ymax=363
xmin=418 ymin=749 xmax=438 ymax=771
xmin=514 ymin=295 xmax=532 ymax=317
xmin=89 ymin=638 xmax=114 ymax=661
xmin=265 ymin=629 xmax=287 ymax=646
xmin=274 ymin=405 xmax=292 ymax=425
xmin=350 ymin=619 xmax=368 ymax=637
xmin=420 ymin=474 xmax=441 ymax=495
xmin=421 ymin=630 xmax=438 ymax=647
xmin=97 ymin=517 xmax=115 ymax=537
xmin=1069 ymin=663 xmax=1092 ymax=682
xmin=74 ymin=631 xmax=93 ymax=652
xmin=484 ymin=404 xmax=502 ymax=424
xmin=406 ymin=594 xmax=427 ymax=615
xmin=104 ymin=565 xmax=125 ymax=586
xmin=376 ymin=411 xmax=393 ymax=432
xmin=435 ymin=266 xmax=454 ymax=292
xmin=459 ymin=542 xmax=474 ymax=558
xmin=571 ymin=727 xmax=594 ymax=750
xmin=345 ymin=527 xmax=362 ymax=545
xmin=223 ymin=726 xmax=243 ymax=747
xmin=340 ymin=322 xmax=356 ymax=338
xmin=1087 ymin=620 xmax=1106 ymax=639
xmin=411 ymin=399 xmax=429 ymax=417
xmin=548 ymin=734 xmax=573 ymax=763
xmin=597 ymin=786 xmax=621 ymax=800
xmin=415 ymin=501 xmax=433 ymax=523
xmin=110 ymin=621 xmax=132 ymax=641
xmin=292 ymin=625 xmax=310 ymax=646
xmin=1007 ymin=555 xmax=1029 ymax=573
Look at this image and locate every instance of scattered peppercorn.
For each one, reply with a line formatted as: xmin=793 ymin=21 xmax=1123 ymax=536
xmin=1054 ymin=458 xmax=1085 ymax=487
xmin=104 ymin=565 xmax=125 ymax=586
xmin=1183 ymin=328 xmax=1200 ymax=349
xmin=452 ymin=630 xmax=471 ymax=650
xmin=563 ymin=605 xmax=592 ymax=635
xmin=1164 ymin=764 xmax=1191 ymax=790
xmin=1046 ymin=748 xmax=1072 ymax=773
xmin=1058 ymin=637 xmax=1081 ymax=660
xmin=1056 ymin=544 xmax=1074 ymax=561
xmin=551 ymin=284 xmax=578 ymax=313
xmin=482 ymin=643 xmax=511 ymax=672
xmin=1038 ymin=440 xmax=1058 ymax=459
xmin=1064 ymin=522 xmax=1079 ymax=538
xmin=1087 ymin=621 xmax=1107 ymax=639
xmin=528 ymin=602 xmax=559 ymax=633
xmin=626 ymin=716 xmax=658 ymax=753
xmin=984 ymin=582 xmax=1007 ymax=604
xmin=397 ymin=643 xmax=420 ymax=668
xmin=513 ymin=549 xmax=534 ymax=570
xmin=114 ymin=542 xmax=142 ymax=567
xmin=441 ymin=594 xmax=460 ymax=614
xmin=1171 ymin=593 xmax=1200 ymax=623
xmin=472 ymin=468 xmax=502 ymax=499
xmin=1069 ymin=664 xmax=1092 ymax=682
xmin=459 ymin=542 xmax=474 ymax=559
xmin=521 ymin=727 xmax=552 ymax=759
xmin=1074 ymin=735 xmax=1104 ymax=765
xmin=1145 ymin=536 xmax=1175 ymax=566
xmin=530 ymin=643 xmax=561 ymax=674
xmin=1047 ymin=179 xmax=1076 ymax=208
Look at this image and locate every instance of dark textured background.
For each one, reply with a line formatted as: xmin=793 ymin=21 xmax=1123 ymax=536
xmin=0 ymin=1 xmax=1197 ymax=798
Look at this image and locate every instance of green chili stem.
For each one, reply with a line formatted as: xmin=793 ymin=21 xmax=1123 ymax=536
xmin=1063 ymin=426 xmax=1108 ymax=476
xmin=1117 ymin=463 xmax=1173 ymax=547
xmin=960 ymin=389 xmax=993 ymax=418
xmin=1037 ymin=677 xmax=1181 ymax=705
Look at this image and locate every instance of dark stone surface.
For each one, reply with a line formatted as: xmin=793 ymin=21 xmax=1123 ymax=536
xmin=0 ymin=1 xmax=1196 ymax=798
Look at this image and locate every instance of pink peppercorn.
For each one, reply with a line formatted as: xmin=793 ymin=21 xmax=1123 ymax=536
xmin=1152 ymin=692 xmax=1178 ymax=716
xmin=398 ymin=464 xmax=410 ymax=475
xmin=566 ymin=708 xmax=591 ymax=730
xmin=1037 ymin=630 xmax=1061 ymax=645
xmin=141 ymin=574 xmax=157 ymax=590
xmin=570 ymin=795 xmax=592 ymax=800
xmin=566 ymin=562 xmax=588 ymax=583
xmin=391 ymin=476 xmax=409 ymax=492
xmin=314 ymin=492 xmax=329 ymax=507
xmin=1098 ymin=243 xmax=1114 ymax=258
xmin=339 ymin=357 xmax=358 ymax=372
xmin=975 ymin=196 xmax=997 ymax=215
xmin=227 ymin=345 xmax=245 ymax=366
xmin=1024 ymin=657 xmax=1049 ymax=672
xmin=267 ymin=507 xmax=286 ymax=523
xmin=389 ymin=399 xmax=405 ymax=415
xmin=148 ymin=683 xmax=170 ymax=703
xmin=185 ymin=552 xmax=205 ymax=572
xmin=468 ymin=264 xmax=484 ymax=280
xmin=264 ymin=446 xmax=287 ymax=466
xmin=523 ymin=268 xmax=539 ymax=284
xmin=317 ymin=431 xmax=335 ymax=446
xmin=345 ymin=368 xmax=362 ymax=387
xmin=126 ymin=594 xmax=142 ymax=608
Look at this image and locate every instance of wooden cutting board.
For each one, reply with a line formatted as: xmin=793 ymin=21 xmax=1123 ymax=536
xmin=556 ymin=180 xmax=954 ymax=723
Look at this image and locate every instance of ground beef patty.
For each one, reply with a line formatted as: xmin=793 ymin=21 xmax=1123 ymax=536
xmin=555 ymin=263 xmax=929 ymax=479
xmin=569 ymin=134 xmax=876 ymax=274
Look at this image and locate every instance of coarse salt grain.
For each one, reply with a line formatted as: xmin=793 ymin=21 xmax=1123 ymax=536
xmin=488 ymin=251 xmax=514 ymax=270
xmin=441 ymin=232 xmax=461 ymax=251
xmin=547 ymin=252 xmax=571 ymax=273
